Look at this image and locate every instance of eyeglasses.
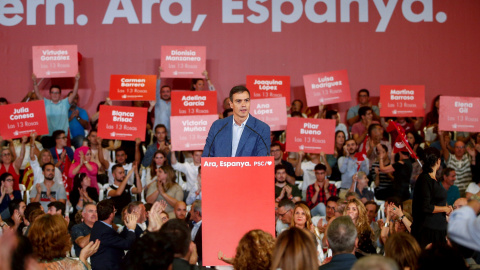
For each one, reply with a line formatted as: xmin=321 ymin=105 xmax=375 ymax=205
xmin=270 ymin=149 xmax=282 ymax=153
xmin=278 ymin=209 xmax=291 ymax=217
xmin=51 ymin=91 xmax=60 ymax=94
xmin=57 ymin=136 xmax=67 ymax=140
xmin=5 ymin=178 xmax=14 ymax=182
xmin=2 ymin=153 xmax=11 ymax=157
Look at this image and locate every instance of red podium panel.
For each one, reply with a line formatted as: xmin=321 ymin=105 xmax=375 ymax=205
xmin=202 ymin=156 xmax=275 ymax=266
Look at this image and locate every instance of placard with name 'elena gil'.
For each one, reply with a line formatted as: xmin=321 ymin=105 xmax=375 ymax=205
xmin=439 ymin=96 xmax=480 ymax=132
xmin=97 ymin=105 xmax=147 ymax=142
xmin=170 ymin=114 xmax=218 ymax=151
xmin=285 ymin=118 xmax=335 ymax=154
xmin=171 ymin=91 xmax=217 ymax=116
xmin=303 ymin=70 xmax=351 ymax=107
xmin=160 ymin=46 xmax=206 ymax=78
xmin=246 ymin=75 xmax=291 ymax=105
xmin=250 ymin=97 xmax=287 ymax=131
xmin=32 ymin=45 xmax=78 ymax=78
xmin=109 ymin=75 xmax=157 ymax=101
xmin=380 ymin=85 xmax=425 ymax=117
xmin=0 ymin=100 xmax=49 ymax=140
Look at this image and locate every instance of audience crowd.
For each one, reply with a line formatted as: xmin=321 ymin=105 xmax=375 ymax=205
xmin=0 ymin=73 xmax=479 ymax=270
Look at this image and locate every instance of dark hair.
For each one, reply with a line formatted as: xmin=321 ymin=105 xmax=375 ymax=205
xmin=290 ymin=111 xmax=303 ymax=118
xmin=47 ymin=201 xmax=66 ymax=216
xmin=97 ymin=199 xmax=115 ymax=221
xmin=271 ymin=142 xmax=283 ymax=151
xmin=52 ymin=130 xmax=65 ymax=140
xmin=417 ymin=244 xmax=468 ymax=270
xmin=364 ymin=200 xmax=379 ymax=213
xmin=291 ymin=99 xmax=303 ymax=108
xmin=49 ymin=85 xmax=62 ymax=93
xmin=325 ymin=110 xmax=338 ymax=119
xmin=222 ymin=108 xmax=233 ymax=118
xmin=73 ymin=173 xmax=87 ymax=191
xmin=158 ymin=219 xmax=191 ymax=256
xmin=358 ymin=106 xmax=372 ymax=118
xmin=127 ymin=201 xmax=144 ymax=214
xmin=24 ymin=202 xmax=43 ymax=222
xmin=0 ymin=172 xmax=13 ymax=183
xmin=314 ymin=163 xmax=326 ymax=172
xmin=11 ymin=235 xmax=34 ymax=270
xmin=160 ymin=85 xmax=171 ymax=90
xmin=441 ymin=167 xmax=455 ymax=182
xmin=275 ymin=164 xmax=286 ymax=174
xmin=368 ymin=123 xmax=382 ymax=137
xmin=0 ymin=97 xmax=8 ymax=104
xmin=154 ymin=124 xmax=167 ymax=134
xmin=111 ymin=163 xmax=124 ymax=174
xmin=8 ymin=199 xmax=24 ymax=216
xmin=422 ymin=147 xmax=441 ymax=174
xmin=278 ymin=199 xmax=295 ymax=210
xmin=124 ymin=232 xmax=174 ymax=270
xmin=327 ymin=196 xmax=340 ymax=204
xmin=191 ymin=78 xmax=204 ymax=90
xmin=96 ymin=101 xmax=105 ymax=112
xmin=229 ymin=85 xmax=250 ymax=101
xmin=42 ymin=162 xmax=55 ymax=172
xmin=358 ymin=89 xmax=370 ymax=97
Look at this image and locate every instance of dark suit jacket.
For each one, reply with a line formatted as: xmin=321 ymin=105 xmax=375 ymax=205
xmin=188 ymin=221 xmax=203 ymax=264
xmin=202 ymin=115 xmax=271 ymax=157
xmin=90 ymin=221 xmax=136 ymax=270
xmin=120 ymin=224 xmax=144 ymax=238
xmin=319 ymin=253 xmax=357 ymax=270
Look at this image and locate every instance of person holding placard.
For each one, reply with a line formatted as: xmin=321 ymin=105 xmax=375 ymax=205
xmin=67 ymin=91 xmax=89 ymax=149
xmin=347 ymin=89 xmax=380 ymax=127
xmin=202 ymin=85 xmax=271 ymax=157
xmin=32 ymin=73 xmax=80 ymax=141
xmin=352 ymin=106 xmax=379 ymax=146
xmin=151 ymin=67 xmax=172 ymax=137
xmin=190 ymin=70 xmax=215 ymax=91
xmin=142 ymin=124 xmax=171 ymax=168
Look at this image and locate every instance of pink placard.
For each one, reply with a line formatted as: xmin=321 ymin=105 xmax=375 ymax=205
xmin=32 ymin=45 xmax=78 ymax=78
xmin=285 ymin=118 xmax=336 ymax=154
xmin=97 ymin=105 xmax=147 ymax=142
xmin=439 ymin=96 xmax=480 ymax=132
xmin=202 ymin=156 xmax=275 ymax=266
xmin=0 ymin=100 xmax=49 ymax=140
xmin=170 ymin=114 xmax=218 ymax=151
xmin=171 ymin=91 xmax=217 ymax=116
xmin=250 ymin=97 xmax=288 ymax=131
xmin=246 ymin=75 xmax=291 ymax=105
xmin=380 ymin=85 xmax=425 ymax=117
xmin=160 ymin=46 xmax=206 ymax=78
xmin=303 ymin=70 xmax=351 ymax=107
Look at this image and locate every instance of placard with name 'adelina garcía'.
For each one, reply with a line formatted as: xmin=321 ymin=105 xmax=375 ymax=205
xmin=171 ymin=91 xmax=217 ymax=116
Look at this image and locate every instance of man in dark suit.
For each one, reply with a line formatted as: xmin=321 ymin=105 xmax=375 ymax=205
xmin=90 ymin=199 xmax=138 ymax=270
xmin=121 ymin=201 xmax=147 ymax=237
xmin=319 ymin=216 xmax=358 ymax=270
xmin=188 ymin=200 xmax=203 ymax=265
xmin=203 ymin=85 xmax=271 ymax=157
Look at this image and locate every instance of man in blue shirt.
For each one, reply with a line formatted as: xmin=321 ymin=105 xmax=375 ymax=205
xmin=67 ymin=91 xmax=89 ymax=148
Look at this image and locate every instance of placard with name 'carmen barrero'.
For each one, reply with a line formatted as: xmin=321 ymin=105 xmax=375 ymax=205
xmin=109 ymin=75 xmax=157 ymax=101
xmin=97 ymin=105 xmax=147 ymax=141
xmin=0 ymin=100 xmax=49 ymax=139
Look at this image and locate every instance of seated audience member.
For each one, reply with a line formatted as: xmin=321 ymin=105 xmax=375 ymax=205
xmin=188 ymin=200 xmax=203 ymax=264
xmin=349 ymin=171 xmax=374 ymax=203
xmin=381 ymin=203 xmax=413 ymax=244
xmin=1 ymin=137 xmax=27 ymax=191
xmin=142 ymin=124 xmax=171 ymax=168
xmin=347 ymin=89 xmax=380 ymax=127
xmin=326 ymin=109 xmax=349 ymax=140
xmin=291 ymin=203 xmax=315 ymax=235
xmin=105 ymin=164 xmax=142 ymax=224
xmin=71 ymin=202 xmax=98 ymax=256
xmin=326 ymin=130 xmax=346 ymax=181
xmin=352 ymin=255 xmax=399 ymax=270
xmin=364 ymin=123 xmax=391 ymax=169
xmin=296 ymin=151 xmax=332 ymax=199
xmin=320 ymin=216 xmax=358 ymax=270
xmin=276 ymin=200 xmax=295 ymax=235
xmin=344 ymin=198 xmax=376 ymax=257
xmin=121 ymin=201 xmax=147 ymax=237
xmin=453 ymin=197 xmax=467 ymax=210
xmin=313 ymin=196 xmax=340 ymax=236
xmin=28 ymin=214 xmax=98 ymax=269
xmin=275 ymin=164 xmax=301 ymax=203
xmin=90 ymin=199 xmax=137 ymax=269
xmin=173 ymin=201 xmax=187 ymax=221
xmin=47 ymin=201 xmax=65 ymax=216
xmin=159 ymin=219 xmax=198 ymax=268
xmin=441 ymin=167 xmax=460 ymax=205
xmin=345 ymin=191 xmax=359 ymax=201
xmin=384 ymin=232 xmax=421 ymax=270
xmin=465 ymin=176 xmax=480 ymax=200
xmin=98 ymin=144 xmax=136 ymax=185
xmin=49 ymin=130 xmax=74 ymax=174
xmin=67 ymin=92 xmax=89 ymax=149
xmin=186 ymin=167 xmax=202 ymax=205
xmin=271 ymin=227 xmax=318 ymax=270
xmin=146 ymin=166 xmax=183 ymax=218
xmin=123 ymin=232 xmax=174 ymax=270
xmin=30 ymin=163 xmax=67 ymax=212
xmin=448 ymin=195 xmax=480 ymax=252
xmin=378 ymin=150 xmax=413 ymax=201
xmin=416 ymin=244 xmax=468 ymax=270
xmin=0 ymin=173 xmax=22 ymax=219
xmin=352 ymin=106 xmax=379 ymax=145
xmin=171 ymin=149 xmax=201 ymax=195
xmin=4 ymin=198 xmax=26 ymax=233
xmin=439 ymin=130 xmax=476 ymax=196
xmin=69 ymin=173 xmax=99 ymax=220
xmin=144 ymin=150 xmax=170 ymax=191
xmin=338 ymin=139 xmax=369 ymax=197
xmin=218 ymin=229 xmax=275 ymax=270
xmin=306 ymin=164 xmax=337 ymax=216
xmin=68 ymin=146 xmax=99 ymax=193
xmin=364 ymin=201 xmax=381 ymax=245
xmin=30 ymin=148 xmax=63 ymax=185
xmin=271 ymin=143 xmax=296 ymax=184
xmin=372 ymin=144 xmax=395 ymax=200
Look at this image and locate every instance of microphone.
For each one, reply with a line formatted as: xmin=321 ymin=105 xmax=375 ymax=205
xmin=245 ymin=124 xmax=269 ymax=157
xmin=208 ymin=121 xmax=229 ymax=157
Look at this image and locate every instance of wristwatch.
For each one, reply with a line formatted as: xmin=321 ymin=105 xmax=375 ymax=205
xmin=77 ymin=117 xmax=81 ymax=121
xmin=384 ymin=222 xmax=389 ymax=228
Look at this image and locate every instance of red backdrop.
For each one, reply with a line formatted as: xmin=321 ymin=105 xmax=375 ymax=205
xmin=2 ymin=0 xmax=479 ymax=119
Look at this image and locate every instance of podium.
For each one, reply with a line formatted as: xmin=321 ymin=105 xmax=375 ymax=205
xmin=201 ymin=156 xmax=275 ymax=266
